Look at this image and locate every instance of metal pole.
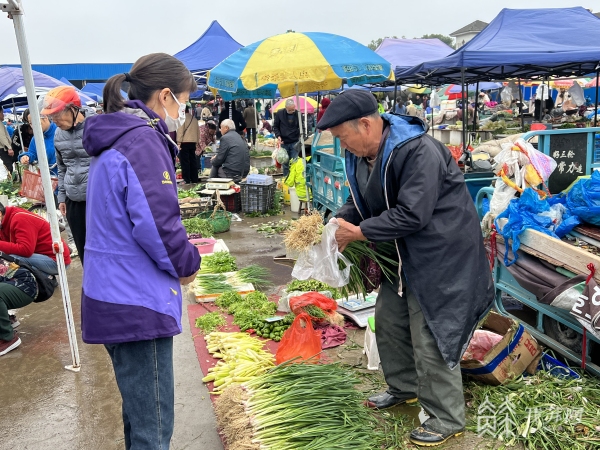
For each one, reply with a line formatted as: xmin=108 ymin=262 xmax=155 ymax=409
xmin=594 ymin=69 xmax=599 ymax=128
xmin=3 ymin=0 xmax=80 ymax=371
xmin=252 ymin=99 xmax=257 ymax=149
xmin=304 ymin=93 xmax=308 ymax=135
xmin=518 ymin=78 xmax=524 ymax=131
xmin=295 ymin=82 xmax=310 ymax=212
xmin=461 ymin=69 xmax=467 ymax=153
xmin=472 ymin=81 xmax=479 ymax=145
xmin=431 ymin=86 xmax=434 ymax=139
xmin=392 ymin=79 xmax=398 ymax=111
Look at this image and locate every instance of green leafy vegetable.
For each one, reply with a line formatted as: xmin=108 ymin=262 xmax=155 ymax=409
xmin=182 ymin=217 xmax=214 ymax=237
xmin=194 ymin=311 xmax=226 ymax=334
xmin=200 ymin=251 xmax=237 ymax=273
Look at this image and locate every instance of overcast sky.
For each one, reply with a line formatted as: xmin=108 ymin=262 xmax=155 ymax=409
xmin=0 ymin=0 xmax=597 ymax=64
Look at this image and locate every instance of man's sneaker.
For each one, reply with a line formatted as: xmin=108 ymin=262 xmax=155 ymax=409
xmin=409 ymin=423 xmax=464 ymax=447
xmin=0 ymin=332 xmax=21 ymax=356
xmin=9 ymin=314 xmax=19 ymax=328
xmin=69 ymin=246 xmax=78 ymax=258
xmin=366 ymin=390 xmax=418 ymax=409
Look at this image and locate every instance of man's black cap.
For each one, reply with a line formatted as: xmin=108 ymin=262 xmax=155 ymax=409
xmin=317 ymin=90 xmax=379 ymax=130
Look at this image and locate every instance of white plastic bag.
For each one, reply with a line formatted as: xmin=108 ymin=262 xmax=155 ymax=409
xmin=291 ymin=218 xmax=351 ymax=288
xmin=500 ymin=87 xmax=513 ymax=107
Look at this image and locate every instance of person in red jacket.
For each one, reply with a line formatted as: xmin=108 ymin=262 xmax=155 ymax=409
xmin=0 ymin=202 xmax=70 ymax=356
xmin=0 ymin=203 xmax=71 ymax=275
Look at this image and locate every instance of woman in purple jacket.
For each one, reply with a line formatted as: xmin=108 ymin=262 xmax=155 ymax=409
xmin=82 ymin=53 xmax=200 ymax=450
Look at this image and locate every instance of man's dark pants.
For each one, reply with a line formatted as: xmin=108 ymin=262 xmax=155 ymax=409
xmin=0 ymin=283 xmax=34 ymax=341
xmin=179 ymin=143 xmax=199 ymax=183
xmin=281 ymin=142 xmax=298 ymax=177
xmin=376 ymin=276 xmax=465 ymax=434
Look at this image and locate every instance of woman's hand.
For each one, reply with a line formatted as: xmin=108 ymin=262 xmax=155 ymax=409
xmin=19 ymin=155 xmax=29 ymax=165
xmin=59 ymin=203 xmax=67 ymax=216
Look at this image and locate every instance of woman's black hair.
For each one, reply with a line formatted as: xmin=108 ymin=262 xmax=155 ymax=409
xmin=22 ymin=109 xmax=30 ymax=124
xmin=103 ymin=53 xmax=197 ymax=113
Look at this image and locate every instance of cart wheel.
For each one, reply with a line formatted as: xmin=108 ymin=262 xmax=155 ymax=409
xmin=543 ymin=316 xmax=582 ymax=354
xmin=28 ymin=203 xmax=48 ymax=220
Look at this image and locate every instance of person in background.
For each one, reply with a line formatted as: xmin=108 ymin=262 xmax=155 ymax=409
xmin=479 ymin=90 xmax=491 ymax=104
xmin=394 ymin=99 xmax=407 ymax=115
xmin=284 ymin=148 xmax=311 ymax=203
xmin=82 ymin=53 xmax=201 ymax=450
xmin=318 ymin=90 xmax=493 ymax=447
xmin=260 ymin=118 xmax=272 ymax=134
xmin=0 ymin=110 xmax=15 ymax=175
xmin=218 ymin=101 xmax=246 ymax=135
xmin=40 ymin=87 xmax=95 ymax=263
xmin=4 ymin=119 xmax=15 ymax=138
xmin=210 ymin=119 xmax=250 ymax=182
xmin=421 ymin=95 xmax=429 ymax=110
xmin=273 ymin=99 xmax=300 ymax=177
xmin=176 ymin=105 xmax=199 ymax=184
xmin=255 ymin=100 xmax=262 ymax=118
xmin=317 ymin=97 xmax=330 ymax=123
xmin=406 ymin=100 xmax=417 ymax=117
xmin=11 ymin=110 xmax=33 ymax=157
xmin=194 ymin=102 xmax=203 ymax=120
xmin=375 ymin=95 xmax=385 ymax=114
xmin=197 ymin=120 xmax=217 ymax=171
xmin=19 ymin=113 xmax=58 ymax=177
xmin=264 ymin=102 xmax=272 ymax=120
xmin=201 ymin=104 xmax=212 ymax=121
xmin=243 ymin=101 xmax=258 ymax=147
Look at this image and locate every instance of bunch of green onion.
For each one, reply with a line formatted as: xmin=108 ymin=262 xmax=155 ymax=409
xmin=239 ymin=363 xmax=383 ymax=449
xmin=339 ymin=241 xmax=398 ymax=298
xmin=200 ymin=251 xmax=237 ymax=274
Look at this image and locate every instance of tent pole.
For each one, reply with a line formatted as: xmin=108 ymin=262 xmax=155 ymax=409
xmin=4 ymin=0 xmax=80 ymax=372
xmin=595 ymin=69 xmax=599 ymax=128
xmin=295 ymin=82 xmax=310 ymax=212
xmin=393 ymin=79 xmax=398 ymax=111
xmin=316 ymin=91 xmax=321 ymax=124
xmin=431 ymin=86 xmax=434 ymax=139
xmin=518 ymin=78 xmax=524 ymax=131
xmin=304 ymin=93 xmax=308 ymax=135
xmin=472 ymin=81 xmax=479 ymax=145
xmin=461 ymin=69 xmax=467 ymax=154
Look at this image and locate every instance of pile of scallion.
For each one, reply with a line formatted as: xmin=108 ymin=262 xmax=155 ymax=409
xmin=196 ymin=266 xmax=272 ymax=294
xmin=465 ymin=370 xmax=600 ymax=449
xmin=215 ymin=363 xmax=384 ymax=450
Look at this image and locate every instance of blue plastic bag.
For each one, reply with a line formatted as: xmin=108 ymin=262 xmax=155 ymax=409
xmin=566 ymin=171 xmax=600 ymax=226
xmin=495 ymin=188 xmax=580 ymax=266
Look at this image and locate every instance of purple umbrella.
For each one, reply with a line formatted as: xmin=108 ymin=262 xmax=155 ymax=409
xmin=0 ymin=67 xmax=96 ymax=105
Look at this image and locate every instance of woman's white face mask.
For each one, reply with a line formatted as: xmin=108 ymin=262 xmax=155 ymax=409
xmin=163 ymin=91 xmax=186 ymax=132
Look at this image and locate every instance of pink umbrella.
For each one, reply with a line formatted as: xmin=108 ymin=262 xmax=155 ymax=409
xmin=272 ymin=96 xmax=319 ymax=114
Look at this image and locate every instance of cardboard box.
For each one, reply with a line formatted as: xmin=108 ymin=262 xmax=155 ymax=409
xmin=461 ymin=312 xmax=542 ymax=385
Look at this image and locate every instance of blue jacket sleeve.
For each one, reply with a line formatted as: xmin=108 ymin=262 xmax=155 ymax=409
xmin=21 ymin=137 xmax=38 ymax=162
xmin=124 ymin=130 xmax=200 ymax=279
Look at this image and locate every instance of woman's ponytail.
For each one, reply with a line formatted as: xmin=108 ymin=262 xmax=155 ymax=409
xmin=103 ymin=73 xmax=128 ymax=113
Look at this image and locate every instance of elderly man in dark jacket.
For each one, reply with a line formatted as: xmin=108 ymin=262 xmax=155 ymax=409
xmin=318 ymin=90 xmax=494 ymax=448
xmin=210 ymin=119 xmax=250 ymax=182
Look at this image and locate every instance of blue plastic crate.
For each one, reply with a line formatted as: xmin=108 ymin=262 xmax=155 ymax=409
xmin=246 ymin=174 xmax=273 ymax=185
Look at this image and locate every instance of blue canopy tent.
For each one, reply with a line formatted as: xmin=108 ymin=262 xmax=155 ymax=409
xmin=174 ymin=20 xmax=243 ymax=75
xmin=375 ymin=38 xmax=454 ymax=78
xmin=397 ymin=7 xmax=600 ymax=85
xmin=81 ymin=82 xmax=127 ymax=102
xmin=374 ymin=38 xmax=454 ymax=108
xmin=397 ymin=7 xmax=600 ymax=143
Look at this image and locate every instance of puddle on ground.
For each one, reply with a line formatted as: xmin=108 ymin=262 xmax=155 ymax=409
xmin=387 ymin=402 xmax=429 ymax=426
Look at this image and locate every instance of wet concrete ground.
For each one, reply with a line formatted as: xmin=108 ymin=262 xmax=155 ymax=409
xmin=1 ymin=206 xmax=510 ymax=449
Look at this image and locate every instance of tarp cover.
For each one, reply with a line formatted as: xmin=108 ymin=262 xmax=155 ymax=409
xmin=374 ymin=38 xmax=454 ymax=77
xmin=174 ymin=20 xmax=243 ymax=73
xmin=398 ymin=7 xmax=600 ymax=84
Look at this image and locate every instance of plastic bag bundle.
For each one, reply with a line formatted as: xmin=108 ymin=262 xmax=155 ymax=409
xmin=275 ymin=146 xmax=290 ymax=165
xmin=289 ymin=292 xmax=338 ymax=320
xmin=291 ymin=219 xmax=351 ymax=288
xmin=566 ymin=171 xmax=600 ymax=226
xmin=496 ymin=188 xmax=580 ymax=265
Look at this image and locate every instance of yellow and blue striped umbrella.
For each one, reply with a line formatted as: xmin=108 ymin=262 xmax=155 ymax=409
xmin=207 ymin=31 xmax=394 ymax=100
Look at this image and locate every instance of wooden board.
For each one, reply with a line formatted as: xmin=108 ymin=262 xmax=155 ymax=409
xmin=574 ymin=225 xmax=600 ymax=242
xmin=496 ymin=220 xmax=600 ymax=283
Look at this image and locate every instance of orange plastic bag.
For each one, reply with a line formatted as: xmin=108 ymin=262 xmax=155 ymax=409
xmin=289 ymin=292 xmax=337 ymax=319
xmin=275 ymin=312 xmax=322 ymax=365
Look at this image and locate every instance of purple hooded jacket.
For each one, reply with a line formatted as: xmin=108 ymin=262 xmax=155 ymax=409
xmin=81 ymin=100 xmax=200 ymax=344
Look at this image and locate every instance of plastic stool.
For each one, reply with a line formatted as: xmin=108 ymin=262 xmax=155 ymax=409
xmin=363 ymin=315 xmax=380 ymax=370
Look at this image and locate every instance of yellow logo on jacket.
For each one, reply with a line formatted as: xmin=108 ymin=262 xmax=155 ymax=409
xmin=162 ymin=171 xmax=172 ymax=185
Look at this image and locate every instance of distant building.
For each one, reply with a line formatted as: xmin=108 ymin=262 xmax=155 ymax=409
xmin=450 ymin=20 xmax=488 ymax=48
xmin=594 ymin=12 xmax=600 ymax=19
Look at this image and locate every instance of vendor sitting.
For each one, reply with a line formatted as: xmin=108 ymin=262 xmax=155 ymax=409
xmin=210 ymin=119 xmax=250 ymax=182
xmin=285 ymin=148 xmax=312 ymax=203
